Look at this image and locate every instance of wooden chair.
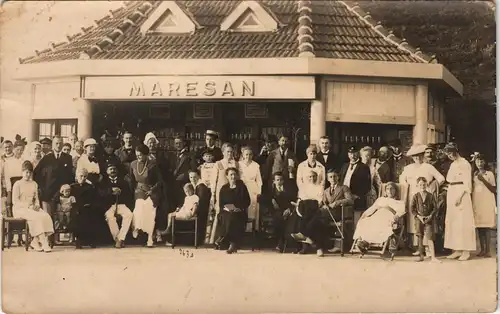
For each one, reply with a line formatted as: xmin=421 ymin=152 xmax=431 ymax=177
xmin=325 ymin=204 xmax=354 ymax=257
xmin=350 ymin=183 xmax=409 ymax=260
xmin=171 ymin=216 xmax=198 ymax=249
xmin=2 ymin=206 xmax=30 ymax=251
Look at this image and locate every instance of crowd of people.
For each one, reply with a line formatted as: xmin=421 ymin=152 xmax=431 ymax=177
xmin=0 ymin=130 xmax=496 ymax=261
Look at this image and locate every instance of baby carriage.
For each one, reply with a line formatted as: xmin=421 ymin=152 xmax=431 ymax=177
xmin=350 ymin=183 xmax=409 ymax=260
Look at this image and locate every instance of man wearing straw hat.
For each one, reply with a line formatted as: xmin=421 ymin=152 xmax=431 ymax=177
xmin=196 ymin=130 xmax=223 ymax=166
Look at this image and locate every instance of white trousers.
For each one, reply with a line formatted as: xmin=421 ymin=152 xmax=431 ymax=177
xmin=105 ymin=204 xmax=133 ymax=241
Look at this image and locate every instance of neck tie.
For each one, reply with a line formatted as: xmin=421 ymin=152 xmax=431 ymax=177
xmin=350 ymin=163 xmax=355 ymax=170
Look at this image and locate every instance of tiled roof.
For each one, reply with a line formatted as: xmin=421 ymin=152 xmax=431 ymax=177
xmin=20 ymin=0 xmax=434 ymax=64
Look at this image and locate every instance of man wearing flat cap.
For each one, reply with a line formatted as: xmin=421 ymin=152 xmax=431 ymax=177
xmin=196 ymin=130 xmax=223 ymax=167
xmin=339 ymin=146 xmax=371 ymax=225
xmin=388 ymin=138 xmax=413 ymax=183
xmin=39 ymin=137 xmax=52 ymax=156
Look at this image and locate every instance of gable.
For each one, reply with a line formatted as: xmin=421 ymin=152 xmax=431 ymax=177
xmin=220 ymin=0 xmax=279 ymax=32
xmin=140 ymin=1 xmax=197 ymax=35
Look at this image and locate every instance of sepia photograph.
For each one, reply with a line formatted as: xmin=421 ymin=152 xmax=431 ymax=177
xmin=0 ymin=0 xmax=497 ymax=313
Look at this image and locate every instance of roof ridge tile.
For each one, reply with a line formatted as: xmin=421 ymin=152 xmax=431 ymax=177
xmin=297 ymin=0 xmax=315 ymax=57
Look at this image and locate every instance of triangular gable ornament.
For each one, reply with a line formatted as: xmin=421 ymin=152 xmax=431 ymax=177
xmin=221 ymin=1 xmax=279 ymax=32
xmin=140 ymin=1 xmax=199 ymax=35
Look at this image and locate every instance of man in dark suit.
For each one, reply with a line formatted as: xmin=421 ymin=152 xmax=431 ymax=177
xmin=321 ymin=169 xmax=354 ymax=253
xmin=34 ymin=135 xmax=74 ymax=216
xmin=388 ymin=139 xmax=413 ymax=182
xmin=264 ymin=171 xmax=298 ymax=252
xmin=170 ymin=136 xmax=197 ymax=207
xmin=196 ymin=130 xmax=223 ymax=167
xmin=373 ymin=146 xmax=393 ymax=183
xmin=264 ymin=136 xmax=298 ymax=185
xmin=114 ymin=131 xmax=136 ymax=178
xmin=99 ymin=163 xmax=134 ymax=248
xmin=316 ymin=136 xmax=338 ymax=175
xmin=339 ymin=146 xmax=371 ymax=226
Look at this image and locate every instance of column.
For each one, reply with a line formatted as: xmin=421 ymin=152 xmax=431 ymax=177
xmin=310 ymin=99 xmax=326 ymax=145
xmin=413 ymin=84 xmax=428 ymax=145
xmin=77 ymin=100 xmax=93 ymax=140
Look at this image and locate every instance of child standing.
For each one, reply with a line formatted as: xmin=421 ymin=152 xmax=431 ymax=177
xmin=199 ymin=151 xmax=217 ymax=190
xmin=472 ymin=153 xmax=497 ymax=257
xmin=162 ymin=183 xmax=199 ymax=245
xmin=411 ymin=177 xmax=440 ymax=262
xmin=55 ymin=184 xmax=75 ymax=231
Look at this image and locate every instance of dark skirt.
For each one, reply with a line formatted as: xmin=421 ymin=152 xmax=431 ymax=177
xmin=217 ymin=210 xmax=247 ymax=244
xmin=70 ymin=206 xmax=103 ymax=245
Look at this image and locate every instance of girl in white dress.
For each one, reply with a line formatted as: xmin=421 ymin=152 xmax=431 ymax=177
xmin=209 ymin=143 xmax=238 ymax=244
xmin=11 ymin=161 xmax=54 ymax=252
xmin=443 ymin=143 xmax=476 ymax=261
xmin=471 ymin=153 xmax=496 ymax=257
xmin=238 ymin=146 xmax=263 ymax=231
xmin=400 ymin=144 xmax=445 ymax=251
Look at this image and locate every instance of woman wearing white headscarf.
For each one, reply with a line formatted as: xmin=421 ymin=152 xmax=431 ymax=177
xmin=23 ymin=141 xmax=43 ymax=169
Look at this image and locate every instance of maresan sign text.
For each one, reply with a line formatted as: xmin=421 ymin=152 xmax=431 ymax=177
xmin=83 ymin=76 xmax=316 ymax=100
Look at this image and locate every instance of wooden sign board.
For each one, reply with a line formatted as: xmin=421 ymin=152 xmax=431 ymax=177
xmin=244 ymin=104 xmax=268 ymax=118
xmin=193 ymin=104 xmax=214 ymax=119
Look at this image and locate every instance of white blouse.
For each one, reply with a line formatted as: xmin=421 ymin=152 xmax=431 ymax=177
xmin=76 ymin=154 xmax=100 ymax=175
xmin=3 ymin=157 xmax=24 ymax=192
xmin=296 ymin=160 xmax=326 ymax=193
xmin=447 ymin=157 xmax=472 ymax=194
xmin=399 ymin=163 xmax=445 ymax=188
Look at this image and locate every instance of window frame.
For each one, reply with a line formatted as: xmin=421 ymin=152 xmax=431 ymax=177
xmin=35 ymin=119 xmax=78 ymax=142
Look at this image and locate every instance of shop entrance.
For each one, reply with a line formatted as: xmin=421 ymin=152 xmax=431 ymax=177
xmin=327 ymin=122 xmax=413 ymax=162
xmin=92 ymin=101 xmax=310 ymax=158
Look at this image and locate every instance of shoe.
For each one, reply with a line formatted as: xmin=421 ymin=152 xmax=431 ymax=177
xmin=328 ymin=247 xmax=341 ymax=254
xmin=30 ymin=239 xmax=43 ymax=252
xmin=132 ymin=229 xmax=138 ymax=238
xmin=75 ymin=240 xmax=82 ymax=249
xmin=430 ymin=258 xmax=442 ymax=263
xmin=446 ymin=251 xmax=462 ymax=259
xmin=291 ymin=233 xmax=306 ymax=241
xmin=115 ymin=239 xmax=123 ymax=249
xmin=226 ymin=243 xmax=237 ymax=254
xmin=43 ymin=247 xmax=52 ymax=253
xmin=412 ymin=251 xmax=421 ymax=256
xmin=415 ymin=256 xmax=424 ymax=262
xmin=303 ymin=237 xmax=313 ymax=245
xmin=146 ymin=241 xmax=154 ymax=248
xmin=165 ymin=241 xmax=173 ymax=247
xmin=317 ymin=249 xmax=324 ymax=257
xmin=458 ymin=251 xmax=470 ymax=261
xmin=477 ymin=251 xmax=485 ymax=257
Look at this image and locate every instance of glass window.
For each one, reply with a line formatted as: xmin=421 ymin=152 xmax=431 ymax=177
xmin=38 ymin=122 xmax=55 ymax=140
xmin=36 ymin=119 xmax=78 ymax=141
xmin=60 ymin=123 xmax=77 ymax=143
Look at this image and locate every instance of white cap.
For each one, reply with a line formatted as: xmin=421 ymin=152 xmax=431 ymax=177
xmin=406 ymin=144 xmax=427 ymax=156
xmin=83 ymin=138 xmax=97 ymax=147
xmin=205 ymin=130 xmax=218 ymax=137
xmin=143 ymin=132 xmax=159 ymax=145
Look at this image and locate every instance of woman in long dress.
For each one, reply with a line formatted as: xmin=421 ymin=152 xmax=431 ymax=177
xmin=216 ymin=167 xmax=251 ymax=254
xmin=208 ymin=143 xmax=238 ymax=244
xmin=296 ymin=144 xmax=326 ymax=201
xmin=443 ymin=143 xmax=476 ymax=261
xmin=354 ymin=182 xmax=406 ymax=254
xmin=360 ymin=146 xmax=382 ymax=208
xmin=238 ymin=146 xmax=263 ymax=231
xmin=471 ymin=153 xmax=496 ymax=257
xmin=400 ymin=144 xmax=445 ymax=250
xmin=11 ymin=161 xmax=54 ymax=252
xmin=130 ymin=144 xmax=163 ymax=247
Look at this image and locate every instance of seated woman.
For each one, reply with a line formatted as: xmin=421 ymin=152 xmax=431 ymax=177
xmin=215 ymin=167 xmax=251 ymax=254
xmin=290 ymin=170 xmax=328 ymax=257
xmin=11 ymin=161 xmax=54 ymax=252
xmin=353 ymin=182 xmax=406 ymax=256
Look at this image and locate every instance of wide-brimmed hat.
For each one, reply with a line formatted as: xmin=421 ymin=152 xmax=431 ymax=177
xmin=83 ymin=138 xmax=97 ymax=147
xmin=406 ymin=144 xmax=427 ymax=156
xmin=143 ymin=132 xmax=159 ymax=146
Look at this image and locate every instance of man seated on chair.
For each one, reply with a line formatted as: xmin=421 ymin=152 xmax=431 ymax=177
xmin=99 ymin=163 xmax=134 ymax=249
xmin=353 ymin=182 xmax=406 ymax=256
xmin=263 ymin=171 xmax=298 ymax=253
xmin=320 ymin=169 xmax=354 ymax=253
xmin=163 ymin=183 xmax=199 ymax=246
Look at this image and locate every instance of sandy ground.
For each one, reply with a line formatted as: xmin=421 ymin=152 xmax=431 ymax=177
xmin=1 ymin=245 xmax=497 ymax=314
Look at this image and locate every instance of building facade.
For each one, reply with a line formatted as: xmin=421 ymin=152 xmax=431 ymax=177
xmin=16 ymin=0 xmax=462 ymax=157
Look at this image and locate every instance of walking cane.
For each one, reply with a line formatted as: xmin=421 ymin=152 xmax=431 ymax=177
xmin=326 ymin=207 xmax=344 ymax=239
xmin=114 ymin=193 xmax=119 ymax=218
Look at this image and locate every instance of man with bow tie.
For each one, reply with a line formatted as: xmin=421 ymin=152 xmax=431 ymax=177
xmin=34 ymin=135 xmax=74 ymax=216
xmin=316 ymin=136 xmax=338 ymax=176
xmin=339 ymin=146 xmax=371 ymax=226
xmin=99 ymin=163 xmax=133 ymax=248
xmin=388 ymin=139 xmax=413 ymax=182
xmin=115 ymin=132 xmax=137 ymax=178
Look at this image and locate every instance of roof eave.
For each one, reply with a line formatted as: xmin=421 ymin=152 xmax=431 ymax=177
xmin=14 ymin=57 xmax=462 ymax=96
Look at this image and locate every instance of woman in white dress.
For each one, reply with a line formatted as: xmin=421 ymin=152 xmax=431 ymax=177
xmin=443 ymin=143 xmax=476 ymax=261
xmin=11 ymin=161 xmax=54 ymax=252
xmin=360 ymin=146 xmax=382 ymax=208
xmin=238 ymin=146 xmax=263 ymax=231
xmin=296 ymin=144 xmax=326 ymax=201
xmin=209 ymin=143 xmax=238 ymax=244
xmin=471 ymin=152 xmax=496 ymax=257
xmin=400 ymin=144 xmax=445 ymax=251
xmin=76 ymin=138 xmax=101 ymax=185
xmin=23 ymin=141 xmax=43 ymax=169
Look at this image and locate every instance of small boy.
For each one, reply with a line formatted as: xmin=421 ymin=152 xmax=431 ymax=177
xmin=162 ymin=183 xmax=199 ymax=245
xmin=411 ymin=177 xmax=440 ymax=263
xmin=55 ymin=184 xmax=75 ymax=231
xmin=199 ymin=151 xmax=217 ymax=190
